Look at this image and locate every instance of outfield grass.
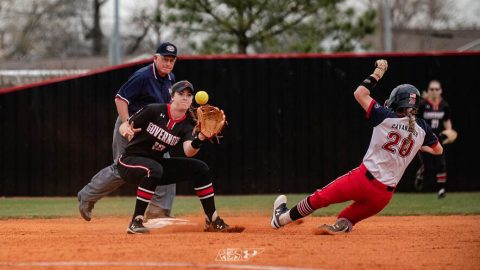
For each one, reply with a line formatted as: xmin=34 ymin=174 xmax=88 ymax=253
xmin=0 ymin=192 xmax=479 ymax=219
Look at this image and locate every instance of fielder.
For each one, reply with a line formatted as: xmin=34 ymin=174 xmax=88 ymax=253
xmin=118 ymin=80 xmax=242 ymax=234
xmin=414 ymin=80 xmax=456 ymax=198
xmin=77 ymin=42 xmax=178 ymax=221
xmin=271 ymin=59 xmax=443 ymax=234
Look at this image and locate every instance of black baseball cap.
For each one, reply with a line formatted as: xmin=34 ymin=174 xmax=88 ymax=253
xmin=156 ymin=42 xmax=177 ymax=57
xmin=171 ymin=80 xmax=194 ymax=94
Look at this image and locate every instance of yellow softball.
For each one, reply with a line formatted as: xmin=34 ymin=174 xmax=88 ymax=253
xmin=195 ymin=90 xmax=209 ymax=105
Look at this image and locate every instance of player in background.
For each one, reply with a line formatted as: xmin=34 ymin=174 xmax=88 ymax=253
xmin=77 ymin=42 xmax=178 ymax=221
xmin=414 ymin=80 xmax=455 ymax=199
xmin=118 ymin=80 xmax=242 ymax=234
xmin=271 ymin=60 xmax=443 ymax=235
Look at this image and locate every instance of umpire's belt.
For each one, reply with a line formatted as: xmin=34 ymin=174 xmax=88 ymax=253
xmin=365 ymin=170 xmax=395 ymax=192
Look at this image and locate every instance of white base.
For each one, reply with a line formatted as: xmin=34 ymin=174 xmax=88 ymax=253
xmin=144 ymin=218 xmax=196 ymax=229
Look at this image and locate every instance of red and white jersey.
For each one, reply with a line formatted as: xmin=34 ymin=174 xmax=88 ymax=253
xmin=362 ymin=100 xmax=439 ymax=186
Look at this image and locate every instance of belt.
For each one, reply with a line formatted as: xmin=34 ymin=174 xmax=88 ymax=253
xmin=365 ymin=170 xmax=395 ymax=192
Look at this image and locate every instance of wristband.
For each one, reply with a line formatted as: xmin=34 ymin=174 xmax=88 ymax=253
xmin=360 ymin=75 xmax=378 ymax=91
xmin=191 ymin=137 xmax=204 ymax=149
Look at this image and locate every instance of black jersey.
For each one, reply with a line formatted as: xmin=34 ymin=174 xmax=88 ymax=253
xmin=417 ymin=98 xmax=451 ymax=136
xmin=124 ymin=103 xmax=195 ymax=159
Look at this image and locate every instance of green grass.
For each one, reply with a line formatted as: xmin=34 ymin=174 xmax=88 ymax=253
xmin=0 ymin=192 xmax=479 ymax=219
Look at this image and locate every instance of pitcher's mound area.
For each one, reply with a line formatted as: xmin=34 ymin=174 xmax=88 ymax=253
xmin=1 ymin=215 xmax=479 ymax=270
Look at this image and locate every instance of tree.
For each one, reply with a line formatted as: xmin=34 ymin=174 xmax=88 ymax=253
xmin=373 ymin=0 xmax=453 ymax=29
xmin=121 ymin=0 xmax=181 ymax=56
xmin=165 ymin=0 xmax=376 ymax=54
xmin=123 ymin=0 xmax=163 ymax=55
xmin=0 ymin=0 xmax=87 ymax=59
xmin=258 ymin=4 xmax=376 ymax=53
xmin=82 ymin=0 xmax=109 ymax=55
xmin=0 ymin=0 xmax=110 ymax=60
xmin=367 ymin=0 xmax=479 ymax=51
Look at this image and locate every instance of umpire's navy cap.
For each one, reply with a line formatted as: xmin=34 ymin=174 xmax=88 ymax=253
xmin=156 ymin=42 xmax=177 ymax=57
xmin=171 ymin=80 xmax=194 ymax=94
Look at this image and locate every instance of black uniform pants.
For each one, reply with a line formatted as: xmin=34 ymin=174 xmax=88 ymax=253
xmin=118 ymin=155 xmax=211 ymax=192
xmin=420 ymin=151 xmax=447 ymax=182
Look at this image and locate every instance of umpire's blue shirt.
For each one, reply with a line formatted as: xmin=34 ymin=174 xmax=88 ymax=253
xmin=115 ymin=63 xmax=175 ymax=116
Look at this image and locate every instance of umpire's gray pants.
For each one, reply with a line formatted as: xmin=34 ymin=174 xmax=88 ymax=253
xmin=78 ymin=117 xmax=176 ymax=210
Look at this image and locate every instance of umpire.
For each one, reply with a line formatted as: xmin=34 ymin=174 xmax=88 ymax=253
xmin=77 ymin=42 xmax=179 ymax=221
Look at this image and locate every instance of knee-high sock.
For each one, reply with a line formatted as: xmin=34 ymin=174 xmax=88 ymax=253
xmin=133 ymin=187 xmax=154 ymax=219
xmin=279 ymin=196 xmax=315 ymax=226
xmin=194 ymin=183 xmax=216 ymax=221
xmin=133 ymin=177 xmax=158 ymax=220
xmin=436 ymin=172 xmax=447 ymax=190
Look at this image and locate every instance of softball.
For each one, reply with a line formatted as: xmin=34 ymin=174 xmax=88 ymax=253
xmin=195 ymin=90 xmax=209 ymax=105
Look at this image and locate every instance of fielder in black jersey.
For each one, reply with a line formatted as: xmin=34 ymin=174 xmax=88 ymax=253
xmin=415 ymin=80 xmax=455 ymax=198
xmin=118 ymin=80 xmax=243 ymax=234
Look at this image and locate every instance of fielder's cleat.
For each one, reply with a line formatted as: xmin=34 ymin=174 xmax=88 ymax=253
xmin=314 ymin=218 xmax=352 ymax=235
xmin=437 ymin=188 xmax=446 ymax=199
xmin=77 ymin=193 xmax=95 ymax=222
xmin=271 ymin=195 xmax=288 ymax=229
xmin=144 ymin=203 xmax=174 ymax=220
xmin=204 ymin=216 xmax=245 ymax=233
xmin=127 ymin=216 xmax=150 ymax=234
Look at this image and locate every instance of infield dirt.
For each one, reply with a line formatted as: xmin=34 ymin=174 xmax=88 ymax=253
xmin=1 ymin=215 xmax=479 ymax=270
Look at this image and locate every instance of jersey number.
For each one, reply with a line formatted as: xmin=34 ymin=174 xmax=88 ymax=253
xmin=382 ymin=131 xmax=414 ymax=157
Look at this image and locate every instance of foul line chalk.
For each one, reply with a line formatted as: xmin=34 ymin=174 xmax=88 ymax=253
xmin=0 ymin=261 xmax=324 ymax=270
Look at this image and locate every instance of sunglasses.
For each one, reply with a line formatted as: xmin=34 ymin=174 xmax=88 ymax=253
xmin=429 ymin=88 xmax=440 ymax=91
